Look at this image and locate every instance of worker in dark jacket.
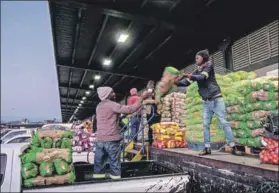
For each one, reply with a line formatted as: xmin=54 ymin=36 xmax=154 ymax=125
xmin=176 ymin=50 xmax=242 ymax=156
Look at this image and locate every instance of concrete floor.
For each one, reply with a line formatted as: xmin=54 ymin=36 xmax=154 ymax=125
xmin=164 ymin=148 xmax=278 ymax=172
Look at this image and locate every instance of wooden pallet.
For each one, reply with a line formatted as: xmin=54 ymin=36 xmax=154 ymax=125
xmin=224 ymin=145 xmax=261 ymax=156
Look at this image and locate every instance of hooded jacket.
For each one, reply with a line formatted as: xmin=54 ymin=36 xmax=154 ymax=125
xmin=96 ymin=87 xmax=142 ymax=142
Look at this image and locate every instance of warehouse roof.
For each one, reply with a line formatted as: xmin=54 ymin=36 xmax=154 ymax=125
xmin=49 ymin=0 xmax=278 ymax=122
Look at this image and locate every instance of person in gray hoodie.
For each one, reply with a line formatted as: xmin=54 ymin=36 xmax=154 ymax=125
xmin=93 ymin=86 xmax=149 ymax=179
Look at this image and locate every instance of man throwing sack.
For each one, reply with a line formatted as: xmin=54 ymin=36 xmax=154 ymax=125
xmin=176 ymin=50 xmax=242 ymax=156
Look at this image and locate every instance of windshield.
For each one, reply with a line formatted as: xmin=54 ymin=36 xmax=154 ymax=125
xmin=0 ymin=130 xmax=11 ymax=138
xmin=1 ymin=131 xmax=27 ymax=144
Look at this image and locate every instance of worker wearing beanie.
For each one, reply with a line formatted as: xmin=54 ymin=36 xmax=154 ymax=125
xmin=93 ymin=87 xmax=148 ymax=180
xmin=127 ymin=88 xmax=141 ymax=143
xmin=176 ymin=50 xmax=242 ymax=156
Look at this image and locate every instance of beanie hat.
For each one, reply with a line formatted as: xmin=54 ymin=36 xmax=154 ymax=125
xmin=130 ymin=88 xmax=137 ymax=96
xmin=196 ymin=50 xmax=209 ymax=63
xmin=97 ymin=87 xmax=113 ymax=100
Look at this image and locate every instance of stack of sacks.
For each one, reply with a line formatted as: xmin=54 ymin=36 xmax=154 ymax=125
xmin=151 ymin=122 xmax=186 ymax=149
xmin=185 ymin=71 xmax=258 ymax=147
xmin=227 ymin=75 xmax=278 ymax=148
xmin=160 ymin=93 xmax=187 ymax=129
xmin=20 ymin=129 xmax=75 ymax=188
xmin=185 ymin=82 xmax=226 ymax=146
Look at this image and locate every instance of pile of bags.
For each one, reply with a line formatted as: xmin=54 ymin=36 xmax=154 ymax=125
xmin=72 ymin=128 xmax=95 ymax=153
xmin=159 ymin=92 xmax=187 ymax=129
xmin=151 ymin=122 xmax=186 ymax=149
xmin=260 ymin=136 xmax=278 ymax=165
xmin=20 ymin=129 xmax=75 ymax=187
xmin=185 ymin=84 xmax=226 ymax=146
xmin=226 ymin=75 xmax=278 ymax=148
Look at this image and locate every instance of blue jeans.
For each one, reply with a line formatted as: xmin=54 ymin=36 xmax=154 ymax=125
xmin=94 ymin=141 xmax=121 ymax=178
xmin=130 ymin=116 xmax=140 ymax=143
xmin=203 ymin=97 xmax=235 ymax=148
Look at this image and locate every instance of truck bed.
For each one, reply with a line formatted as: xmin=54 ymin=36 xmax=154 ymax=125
xmin=23 ymin=173 xmax=188 ymax=192
xmin=23 ymin=161 xmax=185 ymax=192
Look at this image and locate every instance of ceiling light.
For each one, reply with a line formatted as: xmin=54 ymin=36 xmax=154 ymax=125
xmin=79 ymin=104 xmax=82 ymax=107
xmin=82 ymin=97 xmax=87 ymax=100
xmin=89 ymin=84 xmax=94 ymax=89
xmin=94 ymin=75 xmax=101 ymax=80
xmin=117 ymin=34 xmax=129 ymax=43
xmin=85 ymin=91 xmax=91 ymax=95
xmin=103 ymin=59 xmax=112 ymax=66
xmin=80 ymin=101 xmax=84 ymax=104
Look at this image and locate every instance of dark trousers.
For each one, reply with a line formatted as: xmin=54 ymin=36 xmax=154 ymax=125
xmin=130 ymin=116 xmax=140 ymax=143
xmin=94 ymin=141 xmax=121 ymax=178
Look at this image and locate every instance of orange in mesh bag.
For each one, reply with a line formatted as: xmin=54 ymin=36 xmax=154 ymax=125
xmin=259 ymin=137 xmax=279 ymax=165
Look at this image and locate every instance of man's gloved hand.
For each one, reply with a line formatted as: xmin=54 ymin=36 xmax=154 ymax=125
xmin=140 ymin=90 xmax=149 ymax=100
xmin=185 ymin=74 xmax=192 ymax=79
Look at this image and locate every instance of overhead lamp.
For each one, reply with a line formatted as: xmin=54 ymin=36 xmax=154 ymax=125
xmin=89 ymin=84 xmax=94 ymax=89
xmin=85 ymin=91 xmax=91 ymax=95
xmin=94 ymin=74 xmax=101 ymax=80
xmin=80 ymin=101 xmax=84 ymax=104
xmin=79 ymin=104 xmax=82 ymax=107
xmin=103 ymin=59 xmax=112 ymax=66
xmin=82 ymin=97 xmax=87 ymax=100
xmin=117 ymin=33 xmax=129 ymax=43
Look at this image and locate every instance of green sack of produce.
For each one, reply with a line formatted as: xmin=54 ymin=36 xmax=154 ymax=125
xmin=44 ymin=172 xmax=76 ymax=186
xmin=247 ymin=137 xmax=261 ymax=147
xmin=232 ymin=130 xmax=237 ymax=137
xmin=263 ymin=101 xmax=278 ymax=111
xmin=251 ymin=81 xmax=263 ymax=91
xmin=245 ymin=110 xmax=270 ymax=121
xmin=61 ymin=138 xmax=72 ymax=149
xmin=228 ymin=113 xmax=246 ymax=121
xmin=53 ymin=159 xmax=72 ymax=175
xmin=23 ymin=176 xmax=46 ymax=187
xmin=39 ymin=161 xmax=54 ymax=177
xmin=251 ymin=102 xmax=264 ymax=111
xmin=40 ymin=137 xmax=53 ymax=149
xmin=262 ymin=82 xmax=275 ymax=91
xmin=61 ymin=130 xmax=74 ymax=138
xmin=234 ymin=137 xmax=248 ymax=146
xmin=54 ymin=139 xmax=62 ymax=148
xmin=21 ymin=150 xmax=42 ymax=164
xmin=230 ymin=121 xmax=247 ymax=129
xmin=21 ymin=163 xmax=39 ymax=180
xmin=31 ymin=133 xmax=41 ymax=147
xmin=246 ymin=121 xmax=262 ymax=129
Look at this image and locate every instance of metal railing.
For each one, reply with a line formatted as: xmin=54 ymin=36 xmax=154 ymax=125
xmin=119 ymin=105 xmax=155 ymax=162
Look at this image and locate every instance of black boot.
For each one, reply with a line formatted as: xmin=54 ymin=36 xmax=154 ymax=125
xmin=231 ymin=146 xmax=244 ymax=156
xmin=199 ymin=147 xmax=211 ymax=156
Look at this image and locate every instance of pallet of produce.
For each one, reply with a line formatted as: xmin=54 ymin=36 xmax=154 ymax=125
xmin=20 ymin=129 xmax=76 ymax=188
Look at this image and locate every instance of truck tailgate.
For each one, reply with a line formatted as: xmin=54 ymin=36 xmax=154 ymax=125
xmin=23 ymin=174 xmax=188 ymax=192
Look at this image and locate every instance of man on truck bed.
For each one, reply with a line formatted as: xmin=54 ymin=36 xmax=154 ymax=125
xmin=127 ymin=88 xmax=141 ymax=143
xmin=94 ymin=87 xmax=148 ymax=179
xmin=176 ymin=50 xmax=242 ymax=156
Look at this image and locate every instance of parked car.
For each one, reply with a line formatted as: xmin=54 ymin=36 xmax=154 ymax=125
xmin=2 ymin=134 xmax=31 ymax=144
xmin=0 ymin=129 xmax=12 ymax=139
xmin=0 ymin=129 xmax=31 ymax=144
